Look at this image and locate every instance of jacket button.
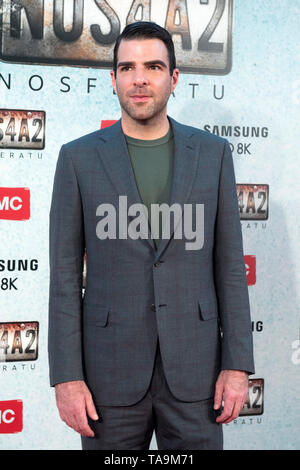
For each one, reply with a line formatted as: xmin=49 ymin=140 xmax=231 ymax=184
xmin=154 ymin=261 xmax=164 ymax=267
xmin=150 ymin=304 xmax=156 ymax=312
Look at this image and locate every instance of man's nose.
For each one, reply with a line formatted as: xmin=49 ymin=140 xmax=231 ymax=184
xmin=133 ymin=71 xmax=149 ymax=87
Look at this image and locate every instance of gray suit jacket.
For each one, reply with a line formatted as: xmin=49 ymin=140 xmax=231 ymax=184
xmin=48 ymin=116 xmax=255 ymax=406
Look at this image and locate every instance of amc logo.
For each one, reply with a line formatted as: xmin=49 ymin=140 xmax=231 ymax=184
xmin=245 ymin=255 xmax=256 ymax=286
xmin=0 ymin=187 xmax=30 ymax=220
xmin=100 ymin=120 xmax=117 ymax=129
xmin=0 ymin=400 xmax=23 ymax=433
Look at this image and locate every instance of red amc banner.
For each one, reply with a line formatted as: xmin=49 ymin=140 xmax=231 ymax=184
xmin=0 ymin=400 xmax=23 ymax=434
xmin=0 ymin=187 xmax=30 ymax=220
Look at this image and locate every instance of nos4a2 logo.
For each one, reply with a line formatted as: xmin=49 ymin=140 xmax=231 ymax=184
xmin=0 ymin=0 xmax=233 ymax=75
xmin=0 ymin=110 xmax=45 ymax=150
xmin=237 ymin=184 xmax=269 ymax=221
xmin=0 ymin=322 xmax=39 ymax=362
xmin=239 ymin=378 xmax=264 ymax=417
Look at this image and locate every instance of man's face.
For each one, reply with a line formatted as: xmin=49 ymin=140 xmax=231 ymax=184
xmin=111 ymin=38 xmax=179 ymax=122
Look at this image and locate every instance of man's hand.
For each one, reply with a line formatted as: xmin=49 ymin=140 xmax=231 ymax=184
xmin=214 ymin=370 xmax=249 ymax=424
xmin=55 ymin=380 xmax=99 ymax=436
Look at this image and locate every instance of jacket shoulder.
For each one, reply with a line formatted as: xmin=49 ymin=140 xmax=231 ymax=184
xmin=58 ymin=125 xmax=116 ymax=165
xmin=62 ymin=128 xmax=103 ymax=151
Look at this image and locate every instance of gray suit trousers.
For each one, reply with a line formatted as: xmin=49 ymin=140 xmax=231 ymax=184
xmin=81 ymin=340 xmax=223 ymax=450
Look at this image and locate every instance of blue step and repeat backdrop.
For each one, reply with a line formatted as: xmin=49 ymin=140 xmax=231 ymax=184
xmin=0 ymin=0 xmax=299 ymax=450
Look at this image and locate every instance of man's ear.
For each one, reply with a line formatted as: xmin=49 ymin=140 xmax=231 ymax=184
xmin=171 ymin=68 xmax=179 ymax=93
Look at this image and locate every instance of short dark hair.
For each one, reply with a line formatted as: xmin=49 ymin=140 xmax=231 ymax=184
xmin=113 ymin=21 xmax=176 ymax=76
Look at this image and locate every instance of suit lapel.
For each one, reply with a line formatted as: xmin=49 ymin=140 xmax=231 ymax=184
xmin=96 ymin=116 xmax=200 ymax=259
xmin=96 ymin=120 xmax=156 ymax=250
xmin=154 ymin=116 xmax=200 ymax=262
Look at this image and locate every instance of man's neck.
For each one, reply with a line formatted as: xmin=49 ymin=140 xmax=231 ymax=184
xmin=121 ymin=113 xmax=170 ymax=140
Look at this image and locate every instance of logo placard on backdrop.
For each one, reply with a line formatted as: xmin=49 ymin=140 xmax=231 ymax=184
xmin=237 ymin=184 xmax=269 ymax=220
xmin=0 ymin=400 xmax=23 ymax=434
xmin=0 ymin=0 xmax=233 ymax=74
xmin=0 ymin=322 xmax=39 ymax=362
xmin=245 ymin=255 xmax=256 ymax=286
xmin=0 ymin=187 xmax=30 ymax=220
xmin=0 ymin=109 xmax=45 ymax=150
xmin=240 ymin=379 xmax=264 ymax=416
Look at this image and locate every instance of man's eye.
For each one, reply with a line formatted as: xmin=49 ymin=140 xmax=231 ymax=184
xmin=149 ymin=65 xmax=160 ymax=70
xmin=121 ymin=66 xmax=132 ymax=71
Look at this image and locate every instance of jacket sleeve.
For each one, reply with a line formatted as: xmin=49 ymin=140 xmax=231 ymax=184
xmin=213 ymin=140 xmax=255 ymax=374
xmin=48 ymin=144 xmax=86 ymax=386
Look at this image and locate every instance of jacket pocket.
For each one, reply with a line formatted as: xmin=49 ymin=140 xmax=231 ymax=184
xmin=198 ymin=299 xmax=219 ymax=321
xmin=83 ymin=302 xmax=110 ymax=327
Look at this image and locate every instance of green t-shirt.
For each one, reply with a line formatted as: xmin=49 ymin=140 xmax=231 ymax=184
xmin=125 ymin=125 xmax=174 ymax=249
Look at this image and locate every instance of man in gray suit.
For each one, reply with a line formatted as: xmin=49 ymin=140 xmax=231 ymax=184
xmin=48 ymin=21 xmax=255 ymax=450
